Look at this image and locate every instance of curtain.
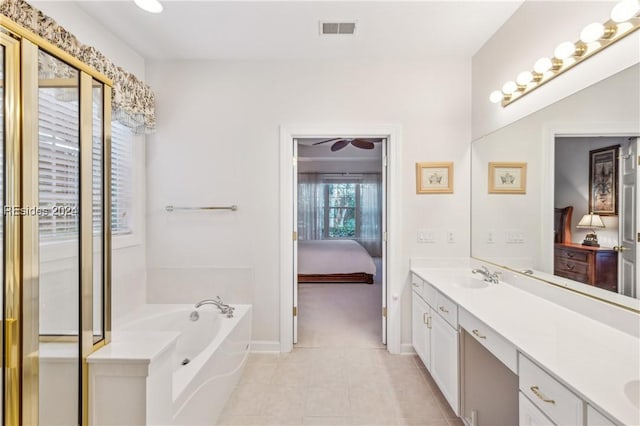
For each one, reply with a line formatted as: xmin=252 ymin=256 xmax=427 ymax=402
xmin=358 ymin=174 xmax=382 ymax=257
xmin=297 ymin=173 xmax=325 ymax=240
xmin=297 ymin=173 xmax=382 ymax=257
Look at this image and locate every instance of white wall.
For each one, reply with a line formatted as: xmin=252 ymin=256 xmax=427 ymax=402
xmin=555 ymin=136 xmax=628 ymax=248
xmin=472 ymin=1 xmax=640 ymax=140
xmin=31 ymin=2 xmax=148 ymax=322
xmin=146 ymin=59 xmax=471 ymax=348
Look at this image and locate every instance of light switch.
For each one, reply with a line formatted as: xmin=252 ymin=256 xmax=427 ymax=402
xmin=446 ymin=230 xmax=456 ymax=244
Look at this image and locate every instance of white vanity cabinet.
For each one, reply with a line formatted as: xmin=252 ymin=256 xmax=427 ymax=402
xmin=411 ymin=274 xmax=459 ymax=415
xmin=586 ymin=405 xmax=616 ymax=426
xmin=519 ymin=392 xmax=555 ymax=426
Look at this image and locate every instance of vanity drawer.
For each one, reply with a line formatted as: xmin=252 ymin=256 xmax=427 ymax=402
xmin=519 ymin=354 xmax=583 ymax=426
xmin=435 ymin=291 xmax=458 ymax=328
xmin=459 ymin=309 xmax=517 ymax=373
xmin=555 ymin=247 xmax=589 ymax=263
xmin=422 ymin=281 xmax=437 ymax=307
xmin=411 ymin=274 xmax=424 ymax=294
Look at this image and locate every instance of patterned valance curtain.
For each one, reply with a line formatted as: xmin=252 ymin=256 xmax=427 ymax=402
xmin=0 ymin=0 xmax=156 ymax=134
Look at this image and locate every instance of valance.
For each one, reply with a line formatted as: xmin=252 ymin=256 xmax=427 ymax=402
xmin=0 ymin=0 xmax=156 ymax=134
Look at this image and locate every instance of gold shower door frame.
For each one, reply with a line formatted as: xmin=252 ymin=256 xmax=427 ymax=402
xmin=1 ymin=16 xmax=112 ymax=426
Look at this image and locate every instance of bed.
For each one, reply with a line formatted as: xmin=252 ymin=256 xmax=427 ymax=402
xmin=297 ymin=239 xmax=377 ymax=284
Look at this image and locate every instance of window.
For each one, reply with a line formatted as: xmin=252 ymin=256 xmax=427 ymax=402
xmin=37 ymin=87 xmax=134 ymax=240
xmin=111 ymin=121 xmax=133 ymax=235
xmin=325 ymin=183 xmax=359 ymax=238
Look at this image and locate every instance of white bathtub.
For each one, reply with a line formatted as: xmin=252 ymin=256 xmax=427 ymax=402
xmin=89 ymin=303 xmax=252 ymax=425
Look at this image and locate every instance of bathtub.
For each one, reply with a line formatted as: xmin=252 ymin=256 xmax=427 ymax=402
xmin=88 ymin=303 xmax=252 ymax=426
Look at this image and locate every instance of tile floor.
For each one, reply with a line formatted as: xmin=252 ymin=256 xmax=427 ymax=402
xmin=217 ymin=348 xmax=464 ymax=426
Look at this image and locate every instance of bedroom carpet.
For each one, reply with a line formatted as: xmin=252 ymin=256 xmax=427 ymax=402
xmin=297 ymin=258 xmax=384 ymax=348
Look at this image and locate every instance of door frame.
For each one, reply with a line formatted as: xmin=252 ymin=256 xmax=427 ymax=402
xmin=279 ymin=124 xmax=402 ymax=354
xmin=542 ymin=122 xmax=640 ymax=289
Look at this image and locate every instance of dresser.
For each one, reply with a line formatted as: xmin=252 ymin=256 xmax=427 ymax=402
xmin=554 ymin=243 xmax=617 ymax=292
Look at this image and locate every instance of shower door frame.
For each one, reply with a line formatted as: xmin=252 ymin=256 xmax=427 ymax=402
xmin=1 ymin=15 xmax=113 ymax=426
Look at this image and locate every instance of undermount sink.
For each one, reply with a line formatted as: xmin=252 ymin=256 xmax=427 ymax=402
xmin=453 ymin=275 xmax=490 ymax=289
xmin=624 ymin=380 xmax=640 ymax=409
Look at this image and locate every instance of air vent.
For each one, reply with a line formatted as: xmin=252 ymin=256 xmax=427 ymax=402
xmin=320 ymin=21 xmax=356 ymax=35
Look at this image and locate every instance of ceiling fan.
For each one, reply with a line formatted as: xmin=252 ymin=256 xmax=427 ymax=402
xmin=312 ymin=138 xmax=383 ymax=152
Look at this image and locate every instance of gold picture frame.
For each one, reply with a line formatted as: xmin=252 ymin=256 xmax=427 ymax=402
xmin=416 ymin=162 xmax=453 ymax=194
xmin=488 ymin=162 xmax=527 ymax=194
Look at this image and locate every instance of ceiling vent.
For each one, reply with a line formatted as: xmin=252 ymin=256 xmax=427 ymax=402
xmin=320 ymin=21 xmax=356 ymax=35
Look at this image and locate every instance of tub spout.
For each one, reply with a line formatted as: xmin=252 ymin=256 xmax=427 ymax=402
xmin=195 ymin=297 xmax=234 ymax=318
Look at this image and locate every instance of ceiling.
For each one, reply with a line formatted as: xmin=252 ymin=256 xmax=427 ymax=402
xmin=67 ymin=1 xmax=524 ymax=61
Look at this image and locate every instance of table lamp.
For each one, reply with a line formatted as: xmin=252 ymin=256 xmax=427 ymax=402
xmin=576 ymin=213 xmax=605 ymax=247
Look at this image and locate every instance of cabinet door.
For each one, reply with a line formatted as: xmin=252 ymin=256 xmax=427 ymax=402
xmin=519 ymin=392 xmax=555 ymax=425
xmin=586 ymin=405 xmax=615 ymax=426
xmin=412 ymin=293 xmax=430 ymax=368
xmin=431 ymin=312 xmax=459 ymax=415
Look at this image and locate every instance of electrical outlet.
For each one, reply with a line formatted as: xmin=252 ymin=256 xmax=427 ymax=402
xmin=446 ymin=230 xmax=456 ymax=244
xmin=487 ymin=230 xmax=496 ymax=244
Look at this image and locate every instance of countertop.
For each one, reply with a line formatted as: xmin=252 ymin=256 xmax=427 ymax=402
xmin=411 ymin=267 xmax=640 ymax=426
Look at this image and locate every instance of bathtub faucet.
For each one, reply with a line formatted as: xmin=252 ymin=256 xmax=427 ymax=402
xmin=195 ymin=297 xmax=235 ymax=318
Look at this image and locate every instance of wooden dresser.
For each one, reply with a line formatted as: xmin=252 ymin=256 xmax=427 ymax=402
xmin=554 ymin=243 xmax=617 ymax=292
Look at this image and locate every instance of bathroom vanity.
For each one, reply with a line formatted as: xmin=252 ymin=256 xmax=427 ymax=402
xmin=410 ymin=266 xmax=640 ymax=426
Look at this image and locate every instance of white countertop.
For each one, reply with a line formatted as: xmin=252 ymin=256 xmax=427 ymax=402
xmin=411 ymin=267 xmax=640 ymax=426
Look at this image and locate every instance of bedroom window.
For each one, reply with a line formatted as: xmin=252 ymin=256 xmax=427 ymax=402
xmin=325 ymin=183 xmax=359 ymax=238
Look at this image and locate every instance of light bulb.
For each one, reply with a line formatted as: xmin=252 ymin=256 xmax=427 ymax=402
xmin=489 ymin=90 xmax=503 ymax=103
xmin=580 ymin=22 xmax=605 ymax=43
xmin=134 ymin=0 xmax=163 ymax=13
xmin=554 ymin=41 xmax=576 ymax=59
xmin=533 ymin=57 xmax=552 ymax=73
xmin=502 ymin=81 xmax=517 ymax=95
xmin=611 ymin=0 xmax=640 ymax=22
xmin=516 ymin=71 xmax=533 ymax=86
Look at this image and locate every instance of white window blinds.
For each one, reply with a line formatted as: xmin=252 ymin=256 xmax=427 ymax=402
xmin=38 ymin=90 xmax=133 ymax=239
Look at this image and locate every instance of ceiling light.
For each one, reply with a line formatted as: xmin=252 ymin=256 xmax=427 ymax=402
xmin=134 ymin=0 xmax=163 ymax=13
xmin=554 ymin=41 xmax=577 ymax=59
xmin=502 ymin=81 xmax=517 ymax=95
xmin=611 ymin=0 xmax=640 ymax=22
xmin=516 ymin=71 xmax=533 ymax=86
xmin=533 ymin=57 xmax=552 ymax=73
xmin=580 ymin=23 xmax=606 ymax=42
xmin=489 ymin=90 xmax=503 ymax=103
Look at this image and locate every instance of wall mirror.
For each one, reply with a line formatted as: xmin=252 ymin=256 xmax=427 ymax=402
xmin=471 ymin=63 xmax=640 ymax=311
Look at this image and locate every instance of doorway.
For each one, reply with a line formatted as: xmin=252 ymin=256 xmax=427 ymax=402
xmin=294 ymin=137 xmax=385 ymax=348
xmin=554 ymin=135 xmax=639 ymax=297
xmin=279 ymin=125 xmax=402 ymax=354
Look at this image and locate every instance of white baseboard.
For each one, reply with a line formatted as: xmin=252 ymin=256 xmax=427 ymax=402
xmin=250 ymin=340 xmax=281 ymax=353
xmin=400 ymin=343 xmax=416 ymax=354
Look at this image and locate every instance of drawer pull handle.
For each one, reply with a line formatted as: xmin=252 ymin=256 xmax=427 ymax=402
xmin=565 ymin=263 xmax=575 ymax=270
xmin=530 ymin=386 xmax=555 ymax=404
xmin=439 ymin=306 xmax=449 ymax=313
xmin=423 ymin=313 xmax=428 ymax=324
xmin=565 ymin=252 xmax=574 ymax=258
xmin=472 ymin=329 xmax=487 ymax=339
xmin=412 ymin=282 xmax=419 ymax=287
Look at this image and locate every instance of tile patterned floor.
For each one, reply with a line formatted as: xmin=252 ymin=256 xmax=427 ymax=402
xmin=218 ymin=348 xmax=464 ymax=426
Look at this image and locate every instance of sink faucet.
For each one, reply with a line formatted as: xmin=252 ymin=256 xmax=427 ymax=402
xmin=472 ymin=265 xmax=501 ymax=284
xmin=195 ymin=296 xmax=235 ymax=318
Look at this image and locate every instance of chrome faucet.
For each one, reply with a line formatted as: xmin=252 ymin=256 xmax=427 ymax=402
xmin=472 ymin=265 xmax=501 ymax=284
xmin=195 ymin=296 xmax=235 ymax=318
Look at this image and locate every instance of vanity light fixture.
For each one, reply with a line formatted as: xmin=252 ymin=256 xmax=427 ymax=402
xmin=134 ymin=0 xmax=163 ymax=14
xmin=490 ymin=0 xmax=640 ymax=106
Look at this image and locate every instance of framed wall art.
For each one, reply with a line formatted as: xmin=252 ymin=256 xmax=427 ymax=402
xmin=488 ymin=162 xmax=527 ymax=194
xmin=416 ymin=162 xmax=453 ymax=194
xmin=589 ymin=144 xmax=619 ymax=216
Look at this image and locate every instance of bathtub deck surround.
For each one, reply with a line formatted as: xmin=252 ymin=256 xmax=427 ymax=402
xmin=87 ymin=304 xmax=252 ymax=425
xmin=218 ymin=348 xmax=464 ymax=426
xmin=410 ymin=265 xmax=640 ymax=426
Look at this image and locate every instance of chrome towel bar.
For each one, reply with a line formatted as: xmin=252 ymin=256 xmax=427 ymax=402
xmin=165 ymin=205 xmax=238 ymax=212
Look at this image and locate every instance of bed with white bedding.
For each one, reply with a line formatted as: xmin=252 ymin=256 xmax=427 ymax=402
xmin=297 ymin=239 xmax=376 ymax=284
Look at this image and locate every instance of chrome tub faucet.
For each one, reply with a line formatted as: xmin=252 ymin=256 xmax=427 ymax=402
xmin=195 ymin=296 xmax=235 ymax=318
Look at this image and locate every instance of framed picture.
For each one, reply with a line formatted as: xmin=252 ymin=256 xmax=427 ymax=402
xmin=416 ymin=162 xmax=453 ymax=194
xmin=488 ymin=162 xmax=527 ymax=194
xmin=589 ymin=144 xmax=619 ymax=216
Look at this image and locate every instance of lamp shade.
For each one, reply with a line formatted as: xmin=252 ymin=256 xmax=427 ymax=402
xmin=576 ymin=213 xmax=605 ymax=229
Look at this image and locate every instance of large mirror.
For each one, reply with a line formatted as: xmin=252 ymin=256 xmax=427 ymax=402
xmin=471 ymin=64 xmax=640 ymax=310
